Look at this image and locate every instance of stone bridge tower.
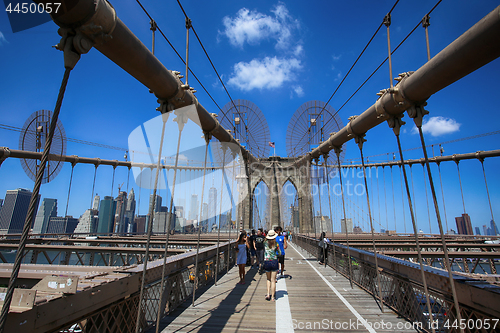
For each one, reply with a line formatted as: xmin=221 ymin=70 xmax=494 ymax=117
xmin=237 ymin=156 xmax=314 ymax=233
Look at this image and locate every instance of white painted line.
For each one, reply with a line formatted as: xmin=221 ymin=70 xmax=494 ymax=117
xmin=276 ymin=275 xmax=294 ymax=333
xmin=289 ymin=243 xmax=377 ymax=333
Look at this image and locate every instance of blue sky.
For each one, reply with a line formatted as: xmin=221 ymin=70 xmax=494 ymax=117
xmin=0 ymin=0 xmax=499 ymax=233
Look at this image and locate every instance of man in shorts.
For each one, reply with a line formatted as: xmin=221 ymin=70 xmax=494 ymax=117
xmin=254 ymin=228 xmax=266 ymax=273
xmin=275 ymin=226 xmax=287 ymax=278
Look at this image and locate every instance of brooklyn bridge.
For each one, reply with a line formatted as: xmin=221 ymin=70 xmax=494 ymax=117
xmin=0 ymin=0 xmax=499 ymax=332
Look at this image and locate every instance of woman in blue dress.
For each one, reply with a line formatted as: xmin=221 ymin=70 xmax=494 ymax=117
xmin=235 ymin=232 xmax=249 ymax=284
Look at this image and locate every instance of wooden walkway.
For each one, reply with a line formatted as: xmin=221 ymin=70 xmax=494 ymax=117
xmin=154 ymin=242 xmax=416 ymax=332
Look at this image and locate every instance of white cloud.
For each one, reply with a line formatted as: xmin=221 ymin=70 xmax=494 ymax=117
xmin=221 ymin=3 xmax=300 ymax=51
xmin=228 ymin=56 xmax=302 ymax=91
xmin=412 ymin=116 xmax=461 ymax=136
xmin=293 ymin=44 xmax=303 ymax=57
xmin=292 ymin=85 xmax=304 ymax=97
xmin=0 ymin=31 xmax=7 ymax=46
xmin=332 ymin=54 xmax=341 ymax=61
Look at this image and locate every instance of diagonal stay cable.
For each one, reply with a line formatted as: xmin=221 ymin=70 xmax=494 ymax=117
xmin=135 ymin=0 xmax=224 ymax=116
xmin=291 ymin=0 xmax=400 ymax=157
xmin=296 ymin=0 xmax=443 ymax=157
xmin=176 ymin=0 xmax=266 ymax=157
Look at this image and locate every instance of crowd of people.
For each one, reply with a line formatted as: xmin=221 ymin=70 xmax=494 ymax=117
xmin=234 ymin=227 xmax=291 ymax=301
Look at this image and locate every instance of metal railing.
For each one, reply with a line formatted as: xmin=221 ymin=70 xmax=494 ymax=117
xmin=293 ymin=234 xmax=499 ymax=333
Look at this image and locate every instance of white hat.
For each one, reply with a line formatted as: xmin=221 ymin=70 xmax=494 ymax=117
xmin=266 ymin=230 xmax=277 ymax=239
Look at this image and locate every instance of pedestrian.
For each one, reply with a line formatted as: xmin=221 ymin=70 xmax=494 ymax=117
xmin=248 ymin=229 xmax=257 ymax=268
xmin=318 ymin=232 xmax=329 ymax=265
xmin=275 ymin=226 xmax=287 ymax=278
xmin=235 ymin=232 xmax=249 ymax=284
xmin=262 ymin=229 xmax=280 ymax=301
xmin=254 ymin=228 xmax=266 ymax=272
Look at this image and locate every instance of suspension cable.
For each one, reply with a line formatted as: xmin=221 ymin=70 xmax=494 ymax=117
xmin=437 ymin=163 xmax=449 ymax=232
xmin=390 ymin=122 xmax=436 ymax=333
xmin=399 ymin=165 xmax=407 ymax=234
xmin=227 ymin=154 xmax=237 ymax=273
xmin=315 ymin=158 xmax=326 ymax=267
xmin=480 ymin=160 xmax=496 ymax=230
xmin=456 ymin=161 xmax=467 ymax=213
xmin=192 ymin=132 xmax=211 ymax=307
xmin=135 ymin=114 xmax=168 ymax=333
xmin=0 ymin=65 xmax=74 ymax=332
xmin=356 ymin=135 xmax=384 ymax=312
xmin=90 ymin=165 xmax=98 ymax=210
xmin=155 ymin=112 xmax=186 ymax=332
xmin=214 ymin=144 xmax=228 ymax=286
xmin=64 ymin=163 xmax=75 ymax=218
xmin=391 ymin=166 xmax=397 ymax=232
xmin=335 ymin=147 xmax=354 ymax=289
xmin=422 ymin=164 xmax=432 ymax=234
xmin=323 ymin=153 xmax=337 ymax=276
xmin=383 ymin=167 xmax=388 ymax=231
xmin=413 ymin=107 xmax=463 ymax=331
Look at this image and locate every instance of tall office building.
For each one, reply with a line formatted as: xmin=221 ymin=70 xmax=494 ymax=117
xmin=148 ymin=194 xmax=162 ymax=214
xmin=0 ymin=199 xmax=3 ymax=209
xmin=124 ymin=189 xmax=136 ymax=232
xmin=92 ymin=194 xmax=100 ymax=211
xmin=475 ymin=227 xmax=481 ymax=235
xmin=46 ymin=216 xmax=79 ymax=235
xmin=74 ymin=209 xmax=98 ymax=235
xmin=0 ymin=188 xmax=40 ymax=234
xmin=341 ymin=218 xmax=353 ymax=234
xmin=455 ymin=213 xmax=473 ymax=235
xmin=114 ymin=191 xmax=127 ymax=234
xmin=33 ymin=198 xmax=57 ymax=235
xmin=490 ymin=220 xmax=498 ymax=236
xmin=189 ymin=194 xmax=198 ymax=220
xmin=208 ymin=187 xmax=217 ymax=231
xmin=97 ymin=196 xmax=116 ymax=235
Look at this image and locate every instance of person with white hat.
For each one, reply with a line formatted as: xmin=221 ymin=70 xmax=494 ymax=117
xmin=262 ymin=229 xmax=280 ymax=301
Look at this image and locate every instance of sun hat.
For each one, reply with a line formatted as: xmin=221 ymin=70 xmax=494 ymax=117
xmin=266 ymin=230 xmax=277 ymax=240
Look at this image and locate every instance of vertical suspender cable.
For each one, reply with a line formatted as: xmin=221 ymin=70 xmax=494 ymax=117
xmin=384 ymin=14 xmax=394 ymax=88
xmin=437 ymin=163 xmax=449 ymax=233
xmin=227 ymin=153 xmax=236 ymax=273
xmin=412 ymin=106 xmax=463 ymax=331
xmin=391 ymin=166 xmax=397 ymax=232
xmin=323 ymin=154 xmax=337 ymax=275
xmin=423 ymin=14 xmax=431 ymax=62
xmin=110 ymin=166 xmax=116 ymax=197
xmin=64 ymin=163 xmax=75 ymax=218
xmin=316 ymin=159 xmax=326 ymax=267
xmin=393 ymin=130 xmax=436 ymax=333
xmin=399 ymin=165 xmax=407 ymax=234
xmin=308 ymin=159 xmax=317 ymax=240
xmin=377 ymin=167 xmax=381 ymax=229
xmin=192 ymin=132 xmax=211 ymax=307
xmin=0 ymin=65 xmax=74 ymax=332
xmin=480 ymin=159 xmax=496 ymax=231
xmin=135 ymin=114 xmax=168 ymax=333
xmin=138 ymin=167 xmax=143 ymax=217
xmin=90 ymin=165 xmax=97 ymax=209
xmin=155 ymin=112 xmax=186 ymax=332
xmin=455 ymin=161 xmax=467 ymax=214
xmin=356 ymin=135 xmax=384 ymax=312
xmin=383 ymin=167 xmax=388 ymax=231
xmin=335 ymin=148 xmax=353 ymax=289
xmin=422 ymin=164 xmax=432 ymax=234
xmin=410 ymin=165 xmax=418 ymax=225
xmin=215 ymin=145 xmax=228 ymax=286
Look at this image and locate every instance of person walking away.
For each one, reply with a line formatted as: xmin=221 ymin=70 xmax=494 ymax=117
xmin=263 ymin=230 xmax=280 ymax=301
xmin=318 ymin=232 xmax=329 ymax=265
xmin=248 ymin=229 xmax=257 ymax=268
xmin=235 ymin=232 xmax=249 ymax=284
xmin=254 ymin=228 xmax=266 ymax=273
xmin=275 ymin=226 xmax=287 ymax=278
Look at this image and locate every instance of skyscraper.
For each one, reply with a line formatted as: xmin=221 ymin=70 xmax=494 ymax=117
xmin=475 ymin=227 xmax=481 ymax=235
xmin=341 ymin=218 xmax=353 ymax=234
xmin=113 ymin=191 xmax=127 ymax=234
xmin=33 ymin=198 xmax=57 ymax=235
xmin=74 ymin=209 xmax=98 ymax=235
xmin=124 ymin=189 xmax=136 ymax=231
xmin=208 ymin=187 xmax=217 ymax=231
xmin=455 ymin=213 xmax=473 ymax=235
xmin=0 ymin=188 xmax=40 ymax=234
xmin=46 ymin=216 xmax=79 ymax=235
xmin=189 ymin=194 xmax=198 ymax=220
xmin=92 ymin=194 xmax=100 ymax=211
xmin=490 ymin=220 xmax=498 ymax=236
xmin=97 ymin=196 xmax=116 ymax=235
xmin=148 ymin=194 xmax=162 ymax=214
